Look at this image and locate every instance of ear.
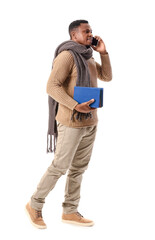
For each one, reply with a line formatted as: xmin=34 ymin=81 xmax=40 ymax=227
xmin=71 ymin=31 xmax=77 ymax=40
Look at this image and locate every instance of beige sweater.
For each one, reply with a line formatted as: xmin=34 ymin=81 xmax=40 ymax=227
xmin=46 ymin=50 xmax=112 ymax=127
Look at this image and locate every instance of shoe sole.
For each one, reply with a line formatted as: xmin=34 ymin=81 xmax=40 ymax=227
xmin=62 ymin=219 xmax=94 ymax=227
xmin=25 ymin=206 xmax=47 ymax=229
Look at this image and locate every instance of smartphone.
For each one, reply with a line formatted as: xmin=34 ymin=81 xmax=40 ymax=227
xmin=92 ymin=37 xmax=98 ymax=46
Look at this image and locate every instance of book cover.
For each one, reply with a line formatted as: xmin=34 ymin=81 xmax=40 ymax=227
xmin=73 ymin=86 xmax=104 ymax=108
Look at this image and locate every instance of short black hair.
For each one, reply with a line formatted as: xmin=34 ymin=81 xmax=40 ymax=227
xmin=69 ymin=20 xmax=89 ymax=37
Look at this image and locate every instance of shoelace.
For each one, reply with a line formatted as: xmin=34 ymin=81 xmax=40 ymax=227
xmin=76 ymin=212 xmax=83 ymax=218
xmin=35 ymin=210 xmax=42 ymax=218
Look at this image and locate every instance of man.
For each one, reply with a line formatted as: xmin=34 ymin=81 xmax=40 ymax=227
xmin=25 ymin=20 xmax=112 ymax=229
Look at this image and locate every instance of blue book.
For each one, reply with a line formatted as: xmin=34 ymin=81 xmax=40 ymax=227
xmin=73 ymin=86 xmax=103 ymax=108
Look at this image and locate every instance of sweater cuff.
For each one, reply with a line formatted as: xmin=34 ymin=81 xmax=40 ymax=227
xmin=100 ymin=52 xmax=109 ymax=57
xmin=100 ymin=52 xmax=111 ymax=64
xmin=68 ymin=99 xmax=79 ymax=110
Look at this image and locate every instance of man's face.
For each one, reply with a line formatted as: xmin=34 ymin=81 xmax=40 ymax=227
xmin=72 ymin=23 xmax=93 ymax=46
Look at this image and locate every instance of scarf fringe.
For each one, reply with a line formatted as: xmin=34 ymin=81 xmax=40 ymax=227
xmin=71 ymin=110 xmax=93 ymax=122
xmin=47 ymin=133 xmax=57 ymax=153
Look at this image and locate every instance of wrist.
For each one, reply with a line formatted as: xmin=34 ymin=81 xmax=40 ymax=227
xmin=74 ymin=103 xmax=79 ymax=111
xmin=100 ymin=50 xmax=108 ymax=55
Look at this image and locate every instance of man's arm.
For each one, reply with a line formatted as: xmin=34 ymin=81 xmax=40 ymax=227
xmin=96 ymin=53 xmax=112 ymax=81
xmin=46 ymin=50 xmax=95 ymax=113
xmin=46 ymin=51 xmax=78 ymax=110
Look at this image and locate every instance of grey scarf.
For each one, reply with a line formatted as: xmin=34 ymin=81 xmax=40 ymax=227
xmin=47 ymin=40 xmax=93 ymax=153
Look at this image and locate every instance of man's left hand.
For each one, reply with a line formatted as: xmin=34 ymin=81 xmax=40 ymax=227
xmin=91 ymin=36 xmax=107 ymax=55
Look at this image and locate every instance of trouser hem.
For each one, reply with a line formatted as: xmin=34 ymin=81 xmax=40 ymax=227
xmin=30 ymin=198 xmax=44 ymax=211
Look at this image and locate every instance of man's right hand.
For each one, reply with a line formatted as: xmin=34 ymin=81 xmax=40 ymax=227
xmin=74 ymin=99 xmax=96 ymax=113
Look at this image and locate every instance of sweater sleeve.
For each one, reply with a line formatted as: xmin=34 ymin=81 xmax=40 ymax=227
xmin=46 ymin=51 xmax=78 ymax=110
xmin=95 ymin=53 xmax=112 ymax=81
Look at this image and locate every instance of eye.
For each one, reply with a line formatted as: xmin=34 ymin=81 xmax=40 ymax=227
xmin=86 ymin=29 xmax=92 ymax=34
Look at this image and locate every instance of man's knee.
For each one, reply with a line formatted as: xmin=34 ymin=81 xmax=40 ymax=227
xmin=47 ymin=162 xmax=68 ymax=176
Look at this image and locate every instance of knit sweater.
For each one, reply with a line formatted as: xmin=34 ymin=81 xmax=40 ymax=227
xmin=46 ymin=50 xmax=112 ymax=128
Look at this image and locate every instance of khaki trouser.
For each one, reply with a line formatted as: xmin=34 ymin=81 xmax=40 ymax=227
xmin=30 ymin=123 xmax=97 ymax=214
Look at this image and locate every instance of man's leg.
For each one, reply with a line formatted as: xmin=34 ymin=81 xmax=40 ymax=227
xmin=62 ymin=125 xmax=97 ymax=214
xmin=30 ymin=123 xmax=86 ymax=210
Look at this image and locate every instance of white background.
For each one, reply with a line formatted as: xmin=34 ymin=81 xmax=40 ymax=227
xmin=0 ymin=0 xmax=155 ymax=239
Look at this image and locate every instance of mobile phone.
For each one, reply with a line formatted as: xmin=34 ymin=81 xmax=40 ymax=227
xmin=92 ymin=37 xmax=98 ymax=46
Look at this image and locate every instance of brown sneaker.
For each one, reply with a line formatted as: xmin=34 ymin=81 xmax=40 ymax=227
xmin=25 ymin=202 xmax=47 ymax=229
xmin=62 ymin=212 xmax=94 ymax=227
